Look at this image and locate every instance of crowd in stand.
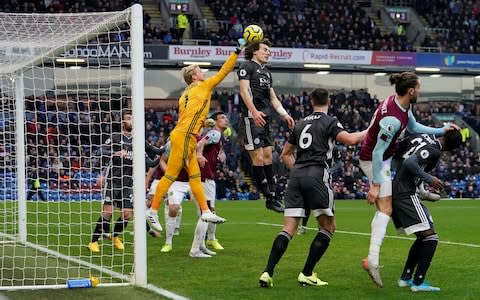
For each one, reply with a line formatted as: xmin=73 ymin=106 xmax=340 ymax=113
xmin=200 ymin=0 xmax=412 ymax=51
xmin=211 ymin=89 xmax=480 ymax=200
xmin=200 ymin=0 xmax=480 ymax=54
xmin=1 ymin=0 xmax=480 ymax=200
xmin=0 ymin=0 xmax=164 ymax=44
xmin=417 ymin=0 xmax=480 ymax=53
xmin=4 ymin=0 xmax=480 ymax=54
xmin=1 ymin=89 xmax=479 ymax=201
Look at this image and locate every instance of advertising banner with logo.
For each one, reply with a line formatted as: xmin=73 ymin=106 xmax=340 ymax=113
xmin=168 ymin=46 xmax=480 ymax=69
xmin=301 ymin=49 xmax=372 ymax=64
xmin=416 ymin=53 xmax=480 ymax=68
xmin=60 ymin=44 xmax=168 ymax=60
xmin=168 ymin=46 xmax=371 ymax=64
xmin=371 ymin=51 xmax=416 ymax=66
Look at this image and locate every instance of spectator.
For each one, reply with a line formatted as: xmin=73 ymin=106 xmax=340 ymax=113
xmin=26 ymin=169 xmax=47 ymax=201
xmin=177 ymin=9 xmax=189 ymax=42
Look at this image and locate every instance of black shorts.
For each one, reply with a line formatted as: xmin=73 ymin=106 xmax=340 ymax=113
xmin=392 ymin=193 xmax=434 ymax=235
xmin=284 ymin=166 xmax=334 ymax=218
xmin=104 ymin=180 xmax=133 ymax=210
xmin=240 ymin=116 xmax=273 ymax=150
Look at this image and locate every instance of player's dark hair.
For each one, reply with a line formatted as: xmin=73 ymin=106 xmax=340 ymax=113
xmin=310 ymin=88 xmax=329 ymax=106
xmin=442 ymin=130 xmax=463 ymax=151
xmin=210 ymin=111 xmax=225 ymax=120
xmin=389 ymin=72 xmax=418 ymax=96
xmin=244 ymin=38 xmax=272 ymax=60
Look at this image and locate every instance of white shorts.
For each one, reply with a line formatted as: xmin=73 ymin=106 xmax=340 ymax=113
xmin=148 ymin=179 xmax=160 ymax=196
xmin=359 ymin=158 xmax=392 ymax=198
xmin=203 ymin=179 xmax=216 ymax=208
xmin=191 ymin=179 xmax=216 ymax=213
xmin=167 ymin=181 xmax=191 ymax=205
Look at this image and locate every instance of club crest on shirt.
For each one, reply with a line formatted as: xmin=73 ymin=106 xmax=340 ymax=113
xmin=420 ymin=149 xmax=429 ymax=159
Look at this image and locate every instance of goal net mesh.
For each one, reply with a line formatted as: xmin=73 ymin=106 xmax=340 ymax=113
xmin=0 ymin=8 xmax=141 ymax=288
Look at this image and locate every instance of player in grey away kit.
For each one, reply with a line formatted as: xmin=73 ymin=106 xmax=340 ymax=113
xmin=238 ymin=39 xmax=295 ymax=213
xmin=392 ymin=130 xmax=463 ymax=292
xmin=88 ymin=110 xmax=134 ymax=252
xmin=259 ymin=88 xmax=366 ymax=288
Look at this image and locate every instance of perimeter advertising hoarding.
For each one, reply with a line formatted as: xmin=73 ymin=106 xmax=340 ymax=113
xmin=417 ymin=53 xmax=480 ymax=68
xmin=371 ymin=51 xmax=416 ymax=66
xmin=60 ymin=44 xmax=168 ymax=60
xmin=168 ymin=46 xmax=372 ymax=65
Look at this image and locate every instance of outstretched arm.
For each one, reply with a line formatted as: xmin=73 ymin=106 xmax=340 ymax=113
xmin=407 ymin=110 xmax=451 ymax=136
xmin=205 ymin=52 xmax=239 ymax=88
xmin=335 ymin=129 xmax=367 ymax=146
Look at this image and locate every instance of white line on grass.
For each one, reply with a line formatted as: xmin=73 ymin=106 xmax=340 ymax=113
xmin=0 ymin=232 xmax=189 ymax=299
xmin=256 ymin=222 xmax=480 ymax=248
xmin=146 ymin=284 xmax=190 ymax=300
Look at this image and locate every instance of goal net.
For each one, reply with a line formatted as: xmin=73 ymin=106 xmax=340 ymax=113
xmin=0 ymin=4 xmax=146 ymax=289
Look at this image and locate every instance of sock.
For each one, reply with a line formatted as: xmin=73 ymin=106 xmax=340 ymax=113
xmin=190 ymin=177 xmax=209 ymax=211
xmin=302 ymin=208 xmax=311 ymax=227
xmin=401 ymin=237 xmax=422 ymax=280
xmin=264 ymin=231 xmax=292 ymax=276
xmin=252 ymin=165 xmax=270 ymax=200
xmin=113 ymin=216 xmax=128 ymax=237
xmin=207 ymin=222 xmax=216 ymax=241
xmin=302 ymin=229 xmax=333 ymax=276
xmin=176 ymin=205 xmax=183 ymax=230
xmin=146 ymin=222 xmax=151 ymax=232
xmin=165 ymin=216 xmax=176 ymax=245
xmin=164 ymin=204 xmax=170 ymax=226
xmin=102 ymin=214 xmax=111 ymax=234
xmin=190 ymin=218 xmax=208 ymax=253
xmin=368 ymin=211 xmax=390 ymax=266
xmin=92 ymin=215 xmax=110 ymax=242
xmin=263 ymin=164 xmax=275 ymax=196
xmin=413 ymin=234 xmax=439 ymax=286
xmin=151 ymin=176 xmax=175 ymax=211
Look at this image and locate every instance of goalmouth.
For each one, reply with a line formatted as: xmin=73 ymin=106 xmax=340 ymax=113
xmin=0 ymin=4 xmax=146 ymax=289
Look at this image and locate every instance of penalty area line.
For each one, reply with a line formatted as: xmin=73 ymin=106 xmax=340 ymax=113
xmin=256 ymin=222 xmax=480 ymax=248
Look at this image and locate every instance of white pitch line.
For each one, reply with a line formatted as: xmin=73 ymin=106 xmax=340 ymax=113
xmin=256 ymin=222 xmax=480 ymax=248
xmin=0 ymin=232 xmax=189 ymax=299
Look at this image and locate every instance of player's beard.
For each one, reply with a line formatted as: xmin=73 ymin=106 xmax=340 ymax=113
xmin=124 ymin=123 xmax=133 ymax=132
xmin=409 ymin=93 xmax=417 ymax=104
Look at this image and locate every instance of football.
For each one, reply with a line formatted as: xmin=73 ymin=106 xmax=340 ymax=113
xmin=243 ymin=24 xmax=264 ymax=43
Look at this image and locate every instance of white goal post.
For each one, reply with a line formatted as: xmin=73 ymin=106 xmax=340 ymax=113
xmin=0 ymin=4 xmax=146 ymax=289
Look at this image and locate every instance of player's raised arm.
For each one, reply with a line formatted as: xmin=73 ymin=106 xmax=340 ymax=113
xmin=205 ymin=38 xmax=247 ymax=88
xmin=407 ymin=110 xmax=452 ymax=136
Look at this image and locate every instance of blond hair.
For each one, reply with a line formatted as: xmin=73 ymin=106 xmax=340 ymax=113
xmin=181 ymin=64 xmax=198 ymax=85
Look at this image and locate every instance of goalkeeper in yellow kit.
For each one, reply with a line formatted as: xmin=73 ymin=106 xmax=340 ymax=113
xmin=146 ymin=39 xmax=247 ymax=229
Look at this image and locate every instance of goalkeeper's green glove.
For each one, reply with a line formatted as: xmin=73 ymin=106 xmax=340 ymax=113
xmin=235 ymin=38 xmax=247 ymax=54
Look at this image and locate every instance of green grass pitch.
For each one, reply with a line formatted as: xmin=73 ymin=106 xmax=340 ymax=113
xmin=1 ymin=199 xmax=479 ymax=299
